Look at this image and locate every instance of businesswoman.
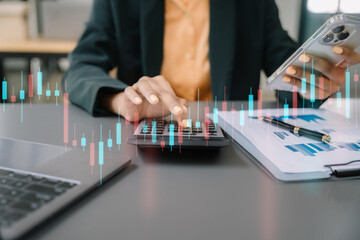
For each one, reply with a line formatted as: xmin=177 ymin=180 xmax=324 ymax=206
xmin=64 ymin=0 xmax=360 ymax=122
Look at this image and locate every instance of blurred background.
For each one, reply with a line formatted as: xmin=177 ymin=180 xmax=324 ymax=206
xmin=0 ymin=0 xmax=359 ymax=104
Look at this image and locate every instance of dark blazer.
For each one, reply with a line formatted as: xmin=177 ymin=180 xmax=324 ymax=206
xmin=64 ymin=0 xmax=320 ymax=116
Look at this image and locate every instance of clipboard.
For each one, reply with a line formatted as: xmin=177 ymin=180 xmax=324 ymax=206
xmin=210 ymin=109 xmax=360 ymax=182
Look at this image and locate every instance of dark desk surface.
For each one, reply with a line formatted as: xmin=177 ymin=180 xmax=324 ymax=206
xmin=1 ymin=102 xmax=359 ymax=240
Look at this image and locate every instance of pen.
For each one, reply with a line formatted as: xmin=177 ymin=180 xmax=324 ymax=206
xmin=259 ymin=117 xmax=331 ymax=144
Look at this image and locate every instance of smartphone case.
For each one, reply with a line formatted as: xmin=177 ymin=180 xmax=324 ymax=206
xmin=267 ymin=14 xmax=360 ymax=92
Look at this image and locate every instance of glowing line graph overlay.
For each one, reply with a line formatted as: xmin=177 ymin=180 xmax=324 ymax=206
xmin=0 ymin=65 xmax=358 ymax=185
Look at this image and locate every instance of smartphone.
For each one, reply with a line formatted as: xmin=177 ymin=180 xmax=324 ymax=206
xmin=267 ymin=14 xmax=360 ymax=92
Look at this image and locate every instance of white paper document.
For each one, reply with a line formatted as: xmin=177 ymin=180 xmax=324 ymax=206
xmin=212 ymin=108 xmax=360 ymax=176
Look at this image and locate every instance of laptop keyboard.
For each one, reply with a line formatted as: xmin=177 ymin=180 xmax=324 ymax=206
xmin=0 ymin=168 xmax=78 ymax=228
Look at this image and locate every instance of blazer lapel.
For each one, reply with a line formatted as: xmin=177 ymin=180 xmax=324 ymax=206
xmin=209 ymin=0 xmax=236 ymax=100
xmin=139 ymin=0 xmax=164 ymax=76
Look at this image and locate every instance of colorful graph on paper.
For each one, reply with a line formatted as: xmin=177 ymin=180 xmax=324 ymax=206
xmin=214 ymin=108 xmax=360 ymax=174
xmin=285 ymin=141 xmax=360 ymax=157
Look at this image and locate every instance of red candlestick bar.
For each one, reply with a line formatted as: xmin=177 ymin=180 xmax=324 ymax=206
xmin=160 ymin=140 xmax=165 ymax=149
xmin=63 ymin=93 xmax=69 ymax=146
xmin=90 ymin=142 xmax=95 ymax=171
xmin=204 ymin=106 xmax=209 ymax=140
xmin=72 ymin=123 xmax=77 ymax=147
xmin=292 ymin=85 xmax=297 ymax=117
xmin=319 ymin=76 xmax=324 ymax=100
xmin=257 ymin=89 xmax=262 ymax=117
xmin=134 ymin=112 xmax=139 ymax=132
xmin=28 ymin=74 xmax=33 ymax=98
xmin=178 ymin=124 xmax=183 ymax=144
xmin=11 ymin=86 xmax=16 ymax=103
xmin=90 ymin=129 xmax=95 ymax=174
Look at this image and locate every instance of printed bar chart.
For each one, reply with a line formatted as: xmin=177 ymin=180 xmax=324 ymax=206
xmin=285 ymin=141 xmax=359 ymax=157
xmin=273 ymin=131 xmax=289 ymax=140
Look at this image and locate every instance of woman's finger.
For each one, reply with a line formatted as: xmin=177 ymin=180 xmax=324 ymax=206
xmin=333 ymin=46 xmax=360 ymax=66
xmin=124 ymin=86 xmax=142 ymax=105
xmin=299 ymin=53 xmax=330 ymax=73
xmin=285 ymin=67 xmax=340 ymax=92
xmin=133 ymin=77 xmax=159 ymax=104
xmin=297 ymin=53 xmax=345 ymax=84
xmin=156 ymin=91 xmax=185 ymax=123
xmin=283 ymin=76 xmax=331 ymax=100
xmin=178 ymin=98 xmax=188 ymax=114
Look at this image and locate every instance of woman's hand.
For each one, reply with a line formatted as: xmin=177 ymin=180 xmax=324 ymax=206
xmin=283 ymin=46 xmax=360 ymax=100
xmin=103 ymin=75 xmax=188 ymax=122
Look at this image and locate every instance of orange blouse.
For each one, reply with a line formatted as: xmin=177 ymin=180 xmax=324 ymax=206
xmin=161 ymin=0 xmax=212 ymax=101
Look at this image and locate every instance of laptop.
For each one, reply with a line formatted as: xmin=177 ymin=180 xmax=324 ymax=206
xmin=0 ymin=137 xmax=131 ymax=240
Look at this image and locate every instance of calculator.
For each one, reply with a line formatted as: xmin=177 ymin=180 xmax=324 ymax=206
xmin=127 ymin=119 xmax=230 ymax=148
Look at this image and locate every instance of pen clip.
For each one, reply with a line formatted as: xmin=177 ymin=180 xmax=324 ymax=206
xmin=325 ymin=160 xmax=360 ymax=178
